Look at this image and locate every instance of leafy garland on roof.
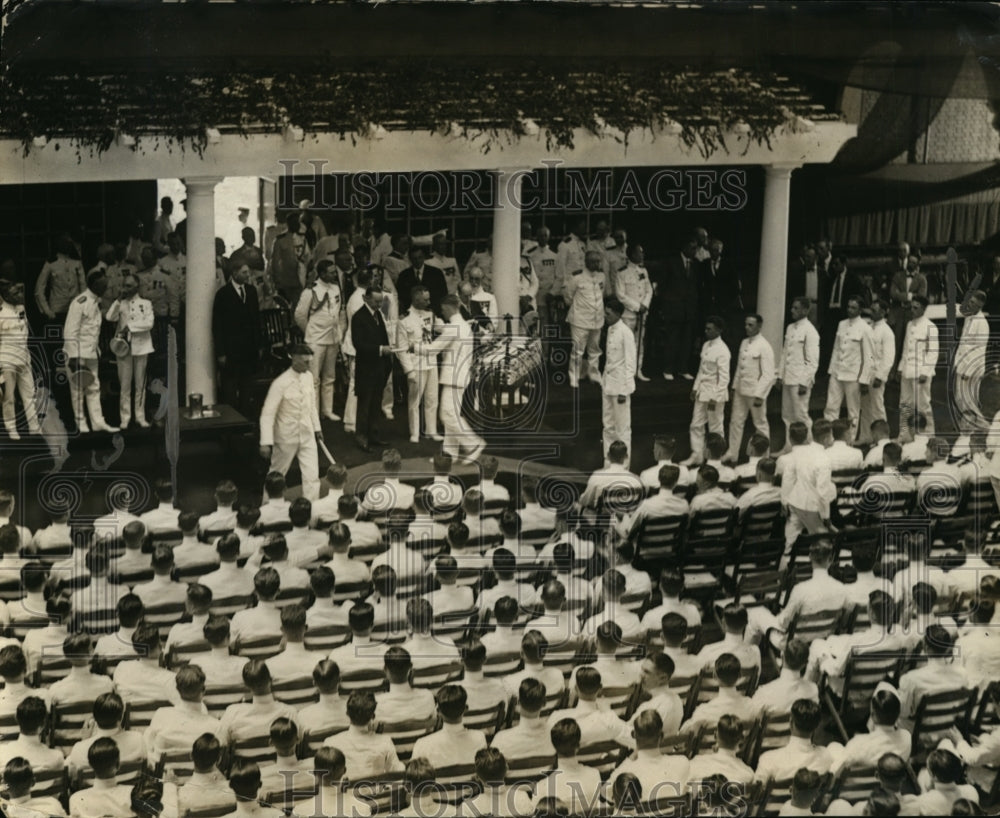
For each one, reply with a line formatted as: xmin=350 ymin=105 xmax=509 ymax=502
xmin=0 ymin=65 xmax=801 ymax=159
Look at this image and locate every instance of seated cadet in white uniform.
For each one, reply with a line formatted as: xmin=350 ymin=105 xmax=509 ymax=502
xmin=327 ymin=603 xmax=390 ymax=684
xmin=322 ymin=522 xmax=371 ymax=588
xmin=361 ymin=448 xmax=416 ymax=517
xmin=337 ymin=495 xmax=384 ymax=560
xmin=2 ymin=757 xmax=67 ymax=818
xmin=282 ymin=497 xmax=329 ymax=568
xmin=459 ymin=640 xmax=511 ymax=714
xmin=0 ymin=697 xmax=65 ymax=771
xmin=686 ymin=714 xmax=755 ymax=786
xmin=113 ymin=622 xmax=178 ymax=707
xmin=171 ymin=512 xmax=219 ymax=572
xmin=310 ymin=463 xmax=348 ymax=528
xmin=463 ymin=747 xmax=534 ymax=818
xmin=170 ymin=733 xmax=235 ymax=817
xmin=548 ymin=666 xmax=632 ymax=748
xmin=143 ymin=665 xmax=220 ymax=765
xmin=611 ymin=710 xmax=691 ymax=799
xmin=829 ymin=686 xmax=912 ymax=773
xmin=219 ymin=761 xmax=284 ymax=818
xmin=424 ymin=553 xmax=474 ymax=615
xmin=297 ymin=660 xmax=351 ymax=745
xmin=697 ymin=604 xmax=761 ymax=673
xmin=400 ymin=597 xmax=461 ymax=673
xmin=682 ymin=654 xmax=756 ymax=735
xmin=200 ymin=533 xmax=255 ymax=601
xmin=68 ymin=738 xmax=133 ymax=818
xmin=256 ymin=472 xmax=291 ymax=528
xmin=410 ymin=684 xmax=489 ymax=769
xmin=570 ymin=621 xmax=641 ymax=691
xmin=366 ymin=565 xmax=405 ymax=638
xmin=751 ymin=638 xmax=818 ymax=718
xmin=258 ymin=718 xmax=313 ymax=797
xmin=107 ymin=521 xmax=150 ymax=582
xmin=754 ymin=699 xmax=834 ymax=783
xmin=502 ymin=630 xmax=567 ymax=704
xmin=491 ymin=678 xmax=557 ymax=763
xmin=478 ymin=549 xmax=540 ymax=619
xmin=217 ymin=660 xmax=298 ymax=750
xmin=197 ymin=616 xmax=248 ymax=689
xmin=481 ymin=596 xmax=525 ymax=657
xmin=198 ymin=480 xmax=239 ymax=536
xmin=628 ymin=653 xmax=685 ymax=738
xmin=49 ymin=632 xmax=114 ymax=708
xmin=0 ymin=646 xmax=50 ymax=717
xmin=291 ymin=746 xmax=374 ymax=818
xmin=322 ymin=691 xmax=404 ymax=781
xmin=532 ymin=719 xmax=602 ymax=815
xmin=138 ymin=478 xmax=180 ymax=536
xmin=133 ymin=544 xmax=188 ymax=610
xmin=230 ymin=568 xmax=283 ymax=646
xmin=305 ymin=566 xmax=348 ymax=632
xmin=66 ymin=692 xmax=146 ymax=781
xmin=375 ymin=645 xmax=437 ymax=723
xmin=265 ymin=604 xmax=315 ymax=685
xmin=164 ymin=584 xmax=213 ymax=656
xmin=641 ymin=566 xmax=702 ymax=635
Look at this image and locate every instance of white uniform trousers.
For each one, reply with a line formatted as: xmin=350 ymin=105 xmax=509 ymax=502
xmin=727 ymin=391 xmax=769 ymax=460
xmin=116 ymin=353 xmax=148 ymax=426
xmin=954 ymin=373 xmax=983 ymax=427
xmin=622 ymin=312 xmax=646 ymax=374
xmin=309 ymin=342 xmax=339 ymax=417
xmin=440 ymin=384 xmax=484 ymax=457
xmin=68 ymin=356 xmax=107 ymax=429
xmin=785 ymin=506 xmax=828 ymax=548
xmin=689 ymin=399 xmax=725 ymax=463
xmin=569 ymin=325 xmax=601 ymax=386
xmin=899 ymin=377 xmax=934 ymax=442
xmin=407 ymin=367 xmax=439 ymax=440
xmin=269 ymin=432 xmax=320 ymax=501
xmin=781 ymin=384 xmax=812 ymax=442
xmin=857 ymin=382 xmax=886 ymax=444
xmin=602 ymin=393 xmax=632 ymax=465
xmin=1 ymin=364 xmax=41 ymax=436
xmin=823 ymin=378 xmax=861 ymax=438
xmin=343 ymin=357 xmax=393 ymax=432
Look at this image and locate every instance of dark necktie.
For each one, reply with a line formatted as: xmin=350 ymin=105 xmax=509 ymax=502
xmin=239 ymin=286 xmax=245 ymax=304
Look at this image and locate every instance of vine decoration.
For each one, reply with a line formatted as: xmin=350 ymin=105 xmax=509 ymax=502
xmin=0 ymin=64 xmax=830 ymax=161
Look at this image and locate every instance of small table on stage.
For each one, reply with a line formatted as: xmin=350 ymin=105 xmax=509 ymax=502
xmin=154 ymin=404 xmax=255 ymax=467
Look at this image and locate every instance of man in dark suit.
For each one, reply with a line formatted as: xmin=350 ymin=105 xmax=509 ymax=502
xmin=656 ymin=236 xmax=701 ymax=380
xmin=396 ymin=247 xmax=447 ymax=314
xmin=212 ymin=262 xmax=260 ymax=416
xmin=351 ymin=286 xmax=394 ymax=452
xmin=702 ymin=238 xmax=745 ymax=354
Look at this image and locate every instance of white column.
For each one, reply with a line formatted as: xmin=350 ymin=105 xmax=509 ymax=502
xmin=757 ymin=164 xmax=801 ymax=358
xmin=183 ymin=176 xmax=223 ymax=404
xmin=492 ymin=168 xmax=526 ymax=329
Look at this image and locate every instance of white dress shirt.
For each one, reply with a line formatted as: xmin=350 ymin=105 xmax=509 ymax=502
xmin=230 ymin=601 xmax=282 ymax=644
xmin=533 ymin=759 xmax=602 ymax=815
xmin=780 ymin=444 xmax=836 ymax=516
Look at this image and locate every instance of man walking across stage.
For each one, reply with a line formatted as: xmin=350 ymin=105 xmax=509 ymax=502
xmin=601 ymin=297 xmax=637 ymax=463
xmin=685 ymin=316 xmax=731 ymax=466
xmin=259 ymin=344 xmax=326 ymax=501
xmin=776 ymin=296 xmax=820 ymax=452
xmin=724 ymin=313 xmax=775 ymax=464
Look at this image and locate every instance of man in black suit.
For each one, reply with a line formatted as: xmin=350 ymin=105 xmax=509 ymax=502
xmin=655 ymin=236 xmax=701 ymax=380
xmin=212 ymin=262 xmax=260 ymax=416
xmin=396 ymin=247 xmax=447 ymax=314
xmin=702 ymin=238 xmax=744 ymax=353
xmin=351 ymin=286 xmax=394 ymax=452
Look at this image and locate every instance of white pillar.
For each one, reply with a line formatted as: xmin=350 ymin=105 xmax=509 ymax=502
xmin=757 ymin=164 xmax=801 ymax=358
xmin=492 ymin=169 xmax=526 ymax=329
xmin=183 ymin=176 xmax=223 ymax=404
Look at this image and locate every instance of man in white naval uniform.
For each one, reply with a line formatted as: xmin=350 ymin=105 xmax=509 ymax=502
xmin=686 ymin=316 xmax=731 ymax=466
xmin=553 ymin=220 xmax=588 ymax=319
xmin=601 ymin=297 xmax=637 ymax=463
xmin=259 ymin=344 xmax=326 ymax=501
xmin=725 ymin=313 xmax=775 ymax=463
xmin=612 ymin=244 xmax=653 ymax=383
xmin=420 ymin=295 xmax=486 ymax=462
xmin=0 ymin=280 xmax=41 ymax=439
xmin=396 ymin=285 xmax=441 ymax=444
xmin=955 ymin=289 xmax=989 ymax=426
xmin=823 ymin=296 xmax=874 ymax=441
xmin=776 ymin=296 xmax=820 ymax=451
xmin=858 ymin=298 xmax=895 ymax=445
xmin=565 ymin=251 xmax=606 ymax=388
xmin=898 ymin=295 xmax=940 ymax=442
xmin=528 ymin=227 xmax=558 ymax=325
xmin=294 ymin=259 xmax=343 ymax=422
xmin=63 ymin=269 xmax=118 ymax=434
xmin=105 ymin=273 xmax=154 ymax=429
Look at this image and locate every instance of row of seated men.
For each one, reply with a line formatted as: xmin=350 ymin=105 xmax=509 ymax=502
xmin=2 ymin=517 xmax=1000 ymax=817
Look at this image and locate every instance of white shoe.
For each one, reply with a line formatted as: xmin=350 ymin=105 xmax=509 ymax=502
xmin=682 ymin=373 xmax=694 ymax=381
xmin=383 ymin=411 xmax=394 ymax=420
xmin=136 ymin=418 xmax=151 ymax=428
xmin=323 ymin=412 xmax=342 ymax=422
xmin=6 ymin=428 xmax=19 ymax=441
xmin=410 ymin=436 xmax=419 ymax=443
xmin=663 ymin=373 xmax=674 ymax=381
xmin=430 ymin=434 xmax=444 ymax=442
xmin=76 ymin=417 xmax=90 ymax=434
xmin=344 ymin=425 xmax=356 ymax=434
xmin=569 ymin=377 xmax=579 ymax=389
xmin=92 ymin=421 xmax=120 ymax=433
xmin=587 ymin=374 xmax=602 ymax=386
xmin=637 ymin=373 xmax=651 ymax=382
xmin=463 ymin=440 xmax=487 ymax=462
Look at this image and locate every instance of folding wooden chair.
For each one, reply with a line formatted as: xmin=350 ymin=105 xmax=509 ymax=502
xmin=463 ymin=700 xmax=506 ymax=738
xmin=209 ymin=594 xmax=253 ymax=617
xmin=338 ymin=667 xmax=389 ymax=694
xmin=633 ymin=515 xmax=686 ymax=565
xmin=482 ymin=650 xmax=522 ymax=677
xmin=598 ymin=683 xmax=640 ymax=720
xmin=203 ymin=683 xmax=247 ymax=716
xmin=272 ymin=675 xmax=319 ymax=707
xmin=823 ymin=650 xmax=905 ymax=740
xmin=233 ymin=633 xmax=284 ymax=659
xmin=740 ymin=501 xmax=783 ymax=541
xmin=8 ymin=615 xmax=50 ymax=640
xmin=910 ymin=687 xmax=976 ymax=757
xmin=156 ymin=747 xmax=196 ymax=784
xmin=74 ymin=758 xmax=145 ymax=790
xmin=301 ymin=722 xmax=348 ymax=755
xmin=303 ymin=623 xmax=351 ymax=652
xmin=50 ymin=699 xmax=95 ymax=752
xmin=687 ymin=507 xmax=735 ymax=542
xmin=166 ymin=638 xmax=212 ymax=669
xmin=142 ymin=601 xmax=187 ymax=637
xmin=231 ymin=732 xmax=278 ymax=764
xmin=410 ymin=659 xmax=463 ymax=689
xmin=785 ymin=608 xmax=843 ymax=643
xmin=29 ymin=767 xmax=67 ymax=801
xmin=332 ymin=579 xmax=373 ymax=605
xmin=124 ymin=698 xmax=172 ymax=730
xmin=576 ymin=738 xmax=628 ymax=777
xmin=32 ymin=653 xmax=71 ymax=685
xmin=431 ymin=608 xmax=478 ymax=643
xmin=503 ymin=754 xmax=556 ymax=785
